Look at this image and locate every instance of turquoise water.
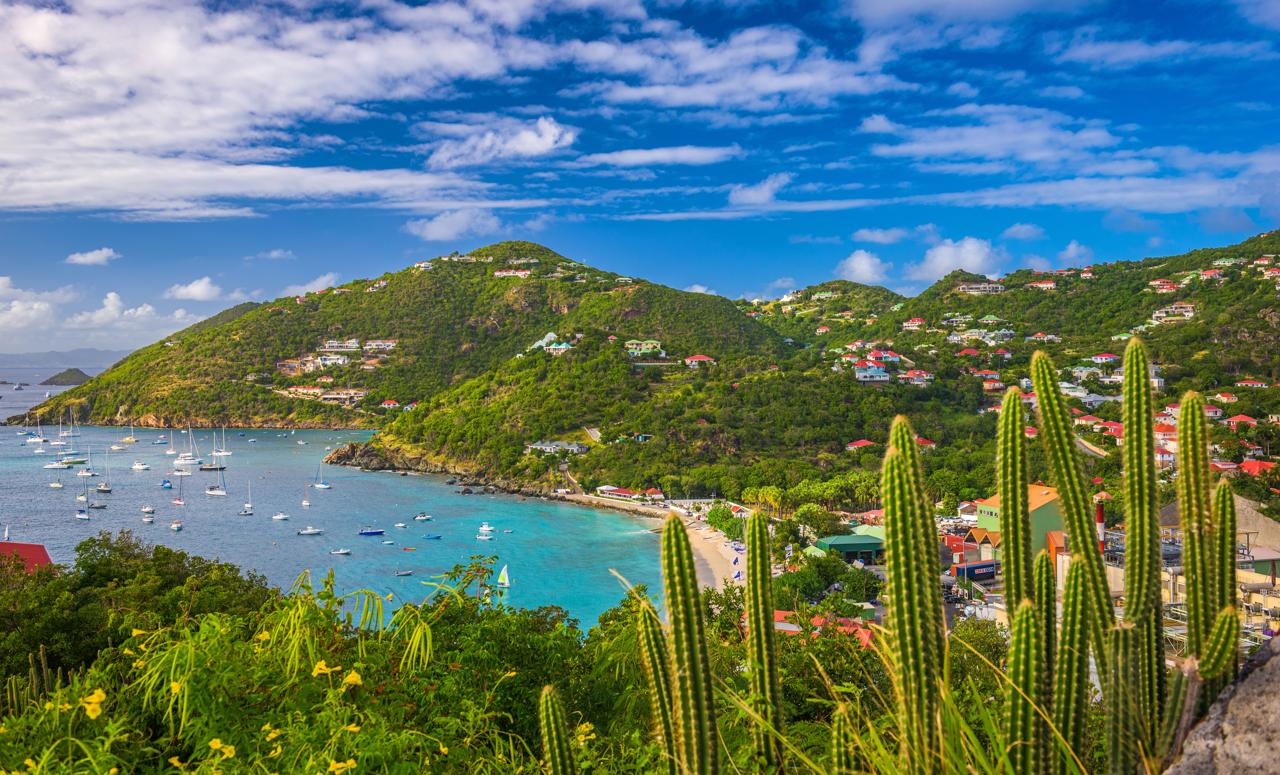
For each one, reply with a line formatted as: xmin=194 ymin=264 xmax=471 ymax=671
xmin=0 ymin=426 xmax=661 ymax=625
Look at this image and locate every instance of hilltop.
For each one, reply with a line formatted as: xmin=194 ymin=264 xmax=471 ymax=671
xmin=39 ymin=368 xmax=92 ymax=386
xmin=22 ymin=242 xmax=782 ymax=428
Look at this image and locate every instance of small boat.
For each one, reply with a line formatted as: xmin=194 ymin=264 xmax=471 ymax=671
xmin=496 ymin=564 xmax=511 ymax=589
xmin=198 ymin=464 xmax=225 ymax=472
xmin=422 ymin=534 xmax=443 ymax=540
xmin=77 ymin=469 xmax=96 ymax=477
xmin=142 ymin=515 xmax=155 ymax=524
xmin=401 ymin=547 xmax=417 ymax=551
xmin=357 ymin=527 xmax=384 ymax=536
xmin=160 ymin=479 xmax=173 ymax=489
xmin=243 ymin=482 xmax=253 ymax=515
xmin=413 ymin=513 xmax=432 ymax=521
xmin=238 ymin=508 xmax=253 ymax=516
xmin=478 ymin=522 xmax=495 ymax=533
xmin=75 ymin=492 xmax=87 ymax=502
xmin=131 ymin=461 xmax=150 ymax=471
xmin=48 ymin=481 xmax=64 ymax=489
xmin=503 ymin=529 xmax=514 ymax=534
xmin=87 ymin=501 xmax=107 ymax=510
xmin=170 ymin=520 xmax=183 ymax=532
xmin=394 ymin=522 xmax=407 ymax=529
xmin=141 ymin=505 xmax=155 ymax=514
xmin=476 ymin=533 xmax=494 ymax=541
xmin=109 ymin=444 xmax=126 ymax=451
xmin=171 ymin=469 xmax=191 ymax=477
xmin=43 ymin=461 xmax=70 ymax=469
xmin=272 ymin=512 xmax=289 ymax=521
xmin=96 ymin=482 xmax=111 ymax=493
xmin=296 ymin=440 xmax=307 ymax=446
xmin=393 ymin=570 xmax=413 ymax=577
xmin=381 ymin=540 xmax=396 ymax=545
xmin=171 ymin=497 xmax=186 ymax=506
xmin=75 ymin=509 xmax=90 ymax=521
xmin=329 ymin=548 xmax=351 ymax=556
xmin=296 ymin=526 xmax=324 ymax=536
xmin=205 ymin=484 xmax=226 ymax=496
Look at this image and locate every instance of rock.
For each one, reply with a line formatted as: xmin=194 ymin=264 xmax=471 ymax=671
xmin=1165 ymin=636 xmax=1280 ymax=773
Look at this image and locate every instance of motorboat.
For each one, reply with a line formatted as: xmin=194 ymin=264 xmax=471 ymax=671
xmin=413 ymin=513 xmax=432 ymax=521
xmin=380 ymin=540 xmax=395 ymax=545
xmin=357 ymin=527 xmax=384 ymax=536
xmin=75 ymin=509 xmax=90 ymax=521
xmin=198 ymin=463 xmax=225 ymax=472
xmin=131 ymin=461 xmax=150 ymax=471
xmin=422 ymin=534 xmax=443 ymax=540
xmin=329 ymin=548 xmax=351 ymax=556
xmin=160 ymin=479 xmax=173 ymax=489
xmin=171 ymin=469 xmax=191 ymax=476
xmin=296 ymin=526 xmax=324 ymax=536
xmin=478 ymin=522 xmax=495 ymax=533
xmin=394 ymin=522 xmax=407 ymax=529
xmin=476 ymin=533 xmax=494 ymax=541
xmin=393 ymin=570 xmax=414 ymax=577
xmin=141 ymin=505 xmax=155 ymax=514
xmin=109 ymin=444 xmax=126 ymax=451
xmin=77 ymin=469 xmax=96 ymax=477
xmin=142 ymin=515 xmax=155 ymax=524
xmin=272 ymin=512 xmax=289 ymax=521
xmin=87 ymin=502 xmax=107 ymax=510
xmin=170 ymin=520 xmax=183 ymax=532
xmin=96 ymin=482 xmax=111 ymax=493
xmin=48 ymin=481 xmax=64 ymax=489
xmin=43 ymin=461 xmax=70 ymax=469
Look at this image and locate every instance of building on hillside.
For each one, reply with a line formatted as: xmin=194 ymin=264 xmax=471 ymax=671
xmin=526 ymin=440 xmax=589 ymax=455
xmin=815 ymin=529 xmax=885 ymax=564
xmin=973 ymin=485 xmax=1065 ymax=557
xmin=902 ymin=317 xmax=925 ymax=330
xmin=625 ymin=339 xmax=664 ymax=356
xmin=1090 ymin=353 xmax=1120 ymax=365
xmin=493 ymin=269 xmax=532 ymax=278
xmin=854 ymin=363 xmax=890 ymax=383
xmin=317 ymin=354 xmax=349 ymax=367
xmin=363 ymin=340 xmax=398 ymax=351
xmin=684 ymin=354 xmax=716 ymax=368
xmin=957 ymin=282 xmax=1005 ymax=295
xmin=544 ymin=342 xmax=574 ymax=356
xmin=0 ymin=540 xmax=52 ymax=573
xmin=321 ymin=338 xmax=361 ymax=352
xmin=845 ymin=439 xmax=876 ymax=451
xmin=1235 ymin=379 xmax=1269 ymax=388
xmin=1026 ymin=280 xmax=1057 ymax=290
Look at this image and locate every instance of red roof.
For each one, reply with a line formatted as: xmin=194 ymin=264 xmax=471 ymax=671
xmin=1226 ymin=414 xmax=1258 ymax=425
xmin=956 ymin=348 xmax=981 ymax=356
xmin=845 ymin=439 xmax=876 ymax=449
xmin=1241 ymin=460 xmax=1277 ymax=477
xmin=915 ymin=436 xmax=935 ymax=446
xmin=0 ymin=542 xmax=53 ymax=573
xmin=684 ymin=354 xmax=715 ymax=362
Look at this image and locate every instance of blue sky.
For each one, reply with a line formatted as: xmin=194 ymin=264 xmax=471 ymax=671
xmin=1 ymin=0 xmax=1277 ymax=351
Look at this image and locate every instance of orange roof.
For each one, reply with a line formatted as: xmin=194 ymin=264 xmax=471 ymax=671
xmin=966 ymin=527 xmax=1002 ymax=547
xmin=975 ymin=484 xmax=1061 ymax=513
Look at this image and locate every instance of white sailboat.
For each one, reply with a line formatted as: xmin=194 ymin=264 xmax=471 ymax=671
xmin=121 ymin=424 xmax=137 ymax=444
xmin=311 ymin=464 xmax=331 ymax=489
xmin=48 ymin=478 xmax=64 ymax=489
xmin=171 ymin=475 xmax=186 ymax=506
xmin=212 ymin=426 xmax=232 ymax=457
xmin=496 ymin=565 xmax=511 ymax=588
xmin=239 ymin=481 xmax=253 ymax=515
xmin=95 ymin=450 xmax=112 ymax=493
xmin=205 ymin=466 xmax=227 ymax=496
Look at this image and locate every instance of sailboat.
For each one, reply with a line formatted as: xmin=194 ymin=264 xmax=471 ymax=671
xmin=174 ymin=423 xmax=200 ymax=466
xmin=48 ymin=478 xmax=64 ymax=489
xmin=78 ymin=447 xmax=97 ymax=477
xmin=205 ymin=465 xmax=227 ymax=496
xmin=141 ymin=505 xmax=155 ymax=514
xmin=311 ymin=464 xmax=332 ymax=490
xmin=171 ymin=475 xmax=186 ymax=506
xmin=239 ymin=481 xmax=253 ymax=515
xmin=95 ymin=450 xmax=112 ymax=493
xmin=75 ymin=509 xmax=90 ymax=521
xmin=25 ymin=418 xmax=47 ymax=445
xmin=496 ymin=565 xmax=511 ymax=589
xmin=301 ymin=484 xmax=311 ymax=508
xmin=59 ymin=410 xmax=79 ymax=437
xmin=43 ymin=460 xmax=70 ymax=469
xmin=121 ymin=424 xmax=137 ymax=443
xmin=212 ymin=427 xmax=232 ymax=457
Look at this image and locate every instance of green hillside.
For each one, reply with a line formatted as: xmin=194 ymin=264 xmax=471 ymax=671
xmin=23 ymin=242 xmax=782 ymax=428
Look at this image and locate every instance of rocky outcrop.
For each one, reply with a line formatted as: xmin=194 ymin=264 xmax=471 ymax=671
xmin=324 ymin=440 xmax=554 ymax=497
xmin=1165 ymin=636 xmax=1280 ymax=773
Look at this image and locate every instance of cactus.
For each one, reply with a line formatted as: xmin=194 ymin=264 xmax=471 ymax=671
xmin=1030 ymin=352 xmax=1112 ymax=653
xmin=1004 ymin=600 xmax=1044 ymax=775
xmin=539 ymin=685 xmax=578 ymax=775
xmin=636 ymin=600 xmax=678 ymax=775
xmin=1120 ymin=339 xmax=1165 ymax=746
xmin=1198 ymin=607 xmax=1239 ymax=681
xmin=661 ymin=515 xmax=718 ymax=775
xmin=1177 ymin=393 xmax=1214 ymax=659
xmin=1033 ymin=550 xmax=1056 ymax=761
xmin=998 ymin=388 xmax=1034 ymax=606
xmin=745 ymin=511 xmax=784 ymax=770
xmin=1105 ymin=623 xmax=1140 ymax=775
xmin=882 ymin=415 xmax=944 ymax=775
xmin=1052 ymin=557 xmax=1089 ymax=773
xmin=830 ymin=703 xmax=857 ymax=774
xmin=1212 ymin=481 xmax=1238 ymax=639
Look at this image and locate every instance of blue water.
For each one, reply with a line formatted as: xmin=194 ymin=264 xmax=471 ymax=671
xmin=0 ymin=426 xmax=661 ymax=625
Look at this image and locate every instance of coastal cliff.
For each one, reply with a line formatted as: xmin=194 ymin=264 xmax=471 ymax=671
xmin=324 ymin=437 xmax=553 ymax=496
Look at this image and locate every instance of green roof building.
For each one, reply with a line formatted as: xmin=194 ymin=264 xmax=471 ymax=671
xmin=815 ymin=532 xmax=885 ymax=564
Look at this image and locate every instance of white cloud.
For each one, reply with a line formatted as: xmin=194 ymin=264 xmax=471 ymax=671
xmin=1057 ymin=240 xmax=1093 ymax=264
xmin=1049 ymin=28 xmax=1276 ymax=69
xmin=64 ymin=292 xmax=199 ymax=332
xmin=0 ymin=299 xmax=56 ymax=331
xmin=846 ymin=0 xmax=1092 ymax=26
xmin=247 ymin=249 xmax=295 ymax=261
xmin=426 ymin=117 xmax=578 ymax=169
xmin=790 ymin=234 xmax=843 ymax=245
xmin=858 ymin=113 xmax=900 ymax=133
xmin=281 ymin=273 xmax=341 ymax=297
xmin=1198 ymin=208 xmax=1256 ymax=233
xmin=164 ymin=277 xmax=222 ymax=301
xmin=909 ymin=237 xmax=1005 ymax=281
xmin=946 ymin=81 xmax=979 ymax=98
xmin=835 ymin=249 xmax=890 ymax=283
xmin=1234 ymin=0 xmax=1280 ymax=29
xmin=684 ymin=283 xmax=717 ymax=294
xmin=576 ymin=145 xmax=743 ymax=167
xmin=852 ymin=226 xmax=909 ymax=244
xmin=65 ymin=247 xmax=120 ymax=266
xmin=0 ymin=277 xmax=76 ymax=304
xmin=728 ymin=173 xmax=793 ymax=205
xmin=1038 ymin=85 xmax=1086 ymax=100
xmin=404 ymin=209 xmax=502 ymax=241
xmin=1000 ymin=222 xmax=1044 ymax=240
xmin=1022 ymin=254 xmax=1052 ymax=271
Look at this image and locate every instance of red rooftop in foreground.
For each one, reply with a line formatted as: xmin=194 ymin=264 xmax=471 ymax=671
xmin=0 ymin=541 xmax=53 ymax=574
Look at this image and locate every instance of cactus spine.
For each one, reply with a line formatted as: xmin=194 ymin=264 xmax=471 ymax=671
xmin=1033 ymin=550 xmax=1056 ymax=760
xmin=1030 ymin=352 xmax=1112 ymax=653
xmin=1105 ymin=624 xmax=1140 ymax=775
xmin=830 ymin=703 xmax=856 ymax=774
xmin=745 ymin=511 xmax=784 ymax=770
xmin=1120 ymin=339 xmax=1165 ymax=746
xmin=1198 ymin=607 xmax=1240 ymax=681
xmin=1005 ymin=600 xmax=1044 ymax=775
xmin=1176 ymin=393 xmax=1213 ymax=659
xmin=883 ymin=415 xmax=944 ymax=775
xmin=1052 ymin=557 xmax=1089 ymax=773
xmin=1211 ymin=480 xmax=1238 ymax=681
xmin=636 ymin=601 xmax=678 ymax=775
xmin=539 ymin=685 xmax=578 ymax=775
xmin=998 ymin=387 xmax=1033 ymax=606
xmin=661 ymin=515 xmax=718 ymax=775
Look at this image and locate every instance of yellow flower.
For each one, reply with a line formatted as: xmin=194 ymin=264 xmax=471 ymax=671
xmin=267 ymin=744 xmax=282 ymax=758
xmin=170 ymin=681 xmax=182 ymax=695
xmin=108 ymin=768 xmax=118 ymax=774
xmin=266 ymin=729 xmax=282 ymax=742
xmin=327 ymin=760 xmax=357 ymax=774
xmin=131 ymin=628 xmax=147 ymax=637
xmin=255 ymin=630 xmax=271 ymax=642
xmin=261 ymin=723 xmax=272 ymax=732
xmin=438 ymin=744 xmax=448 ymax=755
xmin=133 ymin=659 xmax=146 ymax=669
xmin=123 ymin=648 xmax=135 ymax=656
xmin=85 ymin=689 xmax=105 ymax=704
xmin=208 ymin=739 xmax=223 ymax=751
xmin=342 ymin=671 xmax=362 ymax=687
xmin=220 ymin=745 xmax=235 ymax=759
xmin=341 ymin=723 xmax=361 ymax=733
xmin=167 ymin=755 xmax=184 ymax=768
xmin=311 ymin=660 xmax=340 ymax=677
xmin=83 ymin=702 xmax=102 ymax=720
xmin=24 ymin=760 xmax=36 ymax=771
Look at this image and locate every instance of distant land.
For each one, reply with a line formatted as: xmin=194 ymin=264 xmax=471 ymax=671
xmin=39 ymin=368 xmax=93 ymax=386
xmin=0 ymin=348 xmax=131 ymax=369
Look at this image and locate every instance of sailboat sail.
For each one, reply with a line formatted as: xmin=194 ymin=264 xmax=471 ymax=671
xmin=496 ymin=565 xmax=511 ymax=588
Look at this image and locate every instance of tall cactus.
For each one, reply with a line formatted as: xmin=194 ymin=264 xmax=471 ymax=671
xmin=1052 ymin=557 xmax=1090 ymax=773
xmin=1105 ymin=624 xmax=1140 ymax=775
xmin=636 ymin=600 xmax=678 ymax=775
xmin=539 ymin=685 xmax=578 ymax=775
xmin=661 ymin=515 xmax=718 ymax=775
xmin=882 ymin=416 xmax=944 ymax=775
xmin=1176 ymin=393 xmax=1213 ymax=659
xmin=1120 ymin=338 xmax=1165 ymax=746
xmin=1198 ymin=607 xmax=1240 ymax=681
xmin=1004 ymin=600 xmax=1044 ymax=775
xmin=998 ymin=387 xmax=1034 ymax=606
xmin=1211 ymin=480 xmax=1238 ymax=670
xmin=1033 ymin=550 xmax=1056 ymax=760
xmin=1030 ymin=352 xmax=1112 ymax=653
xmin=830 ymin=703 xmax=857 ymax=774
xmin=745 ymin=511 xmax=784 ymax=770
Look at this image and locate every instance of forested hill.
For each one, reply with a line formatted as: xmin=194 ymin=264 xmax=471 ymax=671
xmin=21 ymin=242 xmax=784 ymax=428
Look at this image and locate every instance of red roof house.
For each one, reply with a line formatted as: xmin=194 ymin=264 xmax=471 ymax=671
xmin=0 ymin=542 xmax=53 ymax=573
xmin=845 ymin=439 xmax=877 ymax=450
xmin=1241 ymin=460 xmax=1277 ymax=477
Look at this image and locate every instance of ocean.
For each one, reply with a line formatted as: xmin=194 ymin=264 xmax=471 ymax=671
xmin=0 ymin=424 xmax=661 ymax=626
